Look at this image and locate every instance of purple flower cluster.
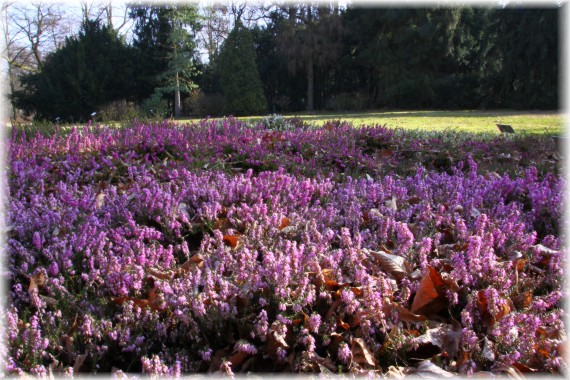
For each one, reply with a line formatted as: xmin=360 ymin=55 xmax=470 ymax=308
xmin=3 ymin=119 xmax=565 ymax=375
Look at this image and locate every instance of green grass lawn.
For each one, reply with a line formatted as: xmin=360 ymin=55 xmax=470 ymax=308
xmin=179 ymin=109 xmax=565 ymax=135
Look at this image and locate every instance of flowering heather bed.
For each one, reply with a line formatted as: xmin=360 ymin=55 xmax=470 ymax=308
xmin=3 ymin=118 xmax=566 ymax=376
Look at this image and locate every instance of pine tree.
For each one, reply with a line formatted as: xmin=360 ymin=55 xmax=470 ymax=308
xmin=218 ymin=22 xmax=267 ymax=116
xmin=130 ymin=4 xmax=201 ymax=117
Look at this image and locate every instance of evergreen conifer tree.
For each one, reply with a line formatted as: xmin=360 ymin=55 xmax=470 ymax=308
xmin=13 ymin=20 xmax=137 ymax=121
xmin=218 ymin=22 xmax=267 ymax=116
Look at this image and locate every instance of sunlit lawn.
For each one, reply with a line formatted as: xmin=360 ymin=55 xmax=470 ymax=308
xmin=179 ymin=109 xmax=565 ymax=135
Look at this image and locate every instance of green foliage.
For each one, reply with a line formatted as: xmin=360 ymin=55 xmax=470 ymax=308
xmin=481 ymin=7 xmax=558 ymax=109
xmin=130 ymin=4 xmax=201 ymax=116
xmin=12 ymin=20 xmax=138 ymax=122
xmin=341 ymin=7 xmax=463 ymax=109
xmin=140 ymin=91 xmax=171 ymax=118
xmin=218 ymin=22 xmax=267 ymax=116
xmin=183 ymin=89 xmax=226 ymax=117
xmin=98 ymin=100 xmax=141 ymax=122
xmin=337 ymin=5 xmax=558 ymax=110
xmin=11 ymin=4 xmax=560 ymax=121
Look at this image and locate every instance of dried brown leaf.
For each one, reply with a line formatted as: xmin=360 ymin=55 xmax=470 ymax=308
xmin=351 ymin=337 xmax=377 ymax=368
xmin=379 ymin=148 xmax=394 ymax=159
xmin=411 ymin=266 xmax=447 ymax=315
xmin=336 ymin=316 xmax=350 ymax=331
xmin=325 ymin=299 xmax=342 ymax=321
xmin=350 ymin=287 xmax=363 ymax=297
xmin=229 ymin=351 xmax=249 ymax=368
xmin=279 ymin=217 xmax=290 ymax=230
xmin=512 ymin=362 xmax=538 ymax=373
xmin=392 ymin=303 xmax=428 ymax=323
xmin=95 ymin=193 xmax=105 ymax=209
xmin=73 ymin=354 xmax=87 ymax=374
xmin=179 ymin=254 xmax=204 ymax=273
xmin=28 ymin=271 xmax=47 ymax=296
xmin=223 ymin=235 xmax=239 ymax=249
xmin=110 ymin=287 xmax=163 ymax=312
xmin=208 ymin=347 xmax=231 ymax=373
xmin=408 ymin=196 xmax=422 ymax=205
xmin=267 ymin=327 xmax=289 ymax=362
xmin=369 ymin=249 xmax=408 ymax=281
xmin=415 ymin=360 xmax=456 ymax=378
xmin=385 ymin=196 xmax=398 ymax=211
xmin=148 ymin=267 xmax=174 ymax=280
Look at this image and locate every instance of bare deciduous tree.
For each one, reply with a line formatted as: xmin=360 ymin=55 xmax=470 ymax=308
xmin=77 ymin=1 xmax=132 ymax=35
xmin=2 ymin=2 xmax=72 ymax=120
xmin=6 ymin=2 xmax=71 ymax=71
xmin=197 ymin=1 xmax=275 ymax=62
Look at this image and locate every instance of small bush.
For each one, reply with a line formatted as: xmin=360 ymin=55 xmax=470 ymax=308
xmin=184 ymin=90 xmax=226 ymax=117
xmin=141 ymin=92 xmax=170 ymax=118
xmin=98 ymin=99 xmax=140 ymax=122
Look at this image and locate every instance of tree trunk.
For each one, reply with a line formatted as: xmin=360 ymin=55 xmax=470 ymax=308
xmin=307 ymin=56 xmax=314 ymax=112
xmin=7 ymin=63 xmax=17 ymax=121
xmin=306 ymin=4 xmax=314 ymax=112
xmin=174 ymin=71 xmax=181 ymax=118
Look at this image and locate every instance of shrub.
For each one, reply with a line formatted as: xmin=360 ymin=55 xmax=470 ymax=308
xmin=184 ymin=90 xmax=226 ymax=117
xmin=98 ymin=99 xmax=141 ymax=122
xmin=218 ymin=22 xmax=267 ymax=116
xmin=140 ymin=92 xmax=170 ymax=118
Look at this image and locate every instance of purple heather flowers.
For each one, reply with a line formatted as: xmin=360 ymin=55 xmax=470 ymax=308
xmin=3 ymin=118 xmax=565 ymax=376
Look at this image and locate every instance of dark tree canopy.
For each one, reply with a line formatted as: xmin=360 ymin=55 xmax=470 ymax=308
xmin=218 ymin=22 xmax=267 ymax=116
xmin=129 ymin=4 xmax=201 ymax=116
xmin=10 ymin=4 xmax=560 ymax=121
xmin=480 ymin=7 xmax=558 ymax=109
xmin=13 ymin=20 xmax=138 ymax=122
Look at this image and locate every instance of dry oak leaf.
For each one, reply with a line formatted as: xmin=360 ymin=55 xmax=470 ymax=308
xmin=28 ymin=271 xmax=47 ymax=296
xmin=214 ymin=217 xmax=230 ymax=231
xmin=179 ymin=254 xmax=205 ymax=273
xmin=111 ymin=287 xmax=164 ymax=312
xmin=148 ymin=267 xmax=174 ymax=280
xmin=391 ymin=302 xmax=428 ymax=324
xmin=379 ymin=148 xmax=394 ymax=160
xmin=411 ymin=266 xmax=448 ymax=316
xmin=267 ymin=326 xmax=289 ymax=362
xmin=476 ymin=290 xmax=513 ymax=328
xmin=512 ymin=291 xmax=532 ymax=310
xmin=351 ymin=337 xmax=377 ymax=368
xmin=511 ymin=362 xmax=539 ymax=373
xmin=410 ymin=322 xmax=462 ymax=361
xmin=336 ymin=316 xmax=350 ymax=331
xmin=415 ymin=359 xmax=456 ymax=378
xmin=316 ymin=268 xmax=352 ymax=291
xmin=223 ymin=235 xmax=240 ymax=249
xmin=367 ymin=248 xmax=409 ymax=281
xmin=229 ymin=351 xmax=249 ymax=369
xmin=279 ymin=217 xmax=290 ymax=230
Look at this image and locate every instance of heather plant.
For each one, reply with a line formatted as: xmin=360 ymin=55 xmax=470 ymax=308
xmin=4 ymin=118 xmax=565 ymax=376
xmin=262 ymin=114 xmax=288 ymax=130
